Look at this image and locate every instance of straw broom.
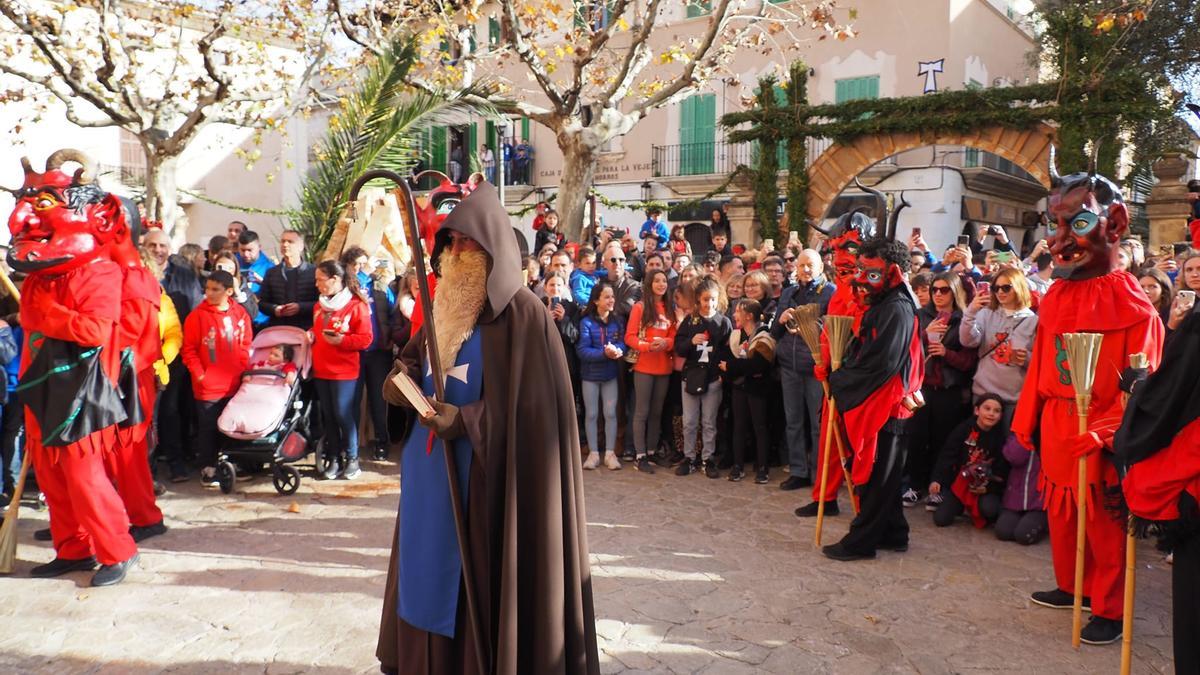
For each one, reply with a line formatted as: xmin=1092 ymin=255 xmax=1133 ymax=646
xmin=815 ymin=315 xmax=854 ymax=548
xmin=0 ymin=266 xmax=21 ymax=574
xmin=1120 ymin=352 xmax=1148 ymax=674
xmin=1063 ymin=332 xmax=1104 ymax=649
xmin=792 ymin=306 xmax=858 ymax=515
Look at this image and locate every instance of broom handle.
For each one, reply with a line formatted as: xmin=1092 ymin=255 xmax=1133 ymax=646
xmin=814 ymin=393 xmax=835 ymax=548
xmin=1072 ymin=409 xmax=1088 ymax=650
xmin=1120 ymin=353 xmax=1146 ymax=674
xmin=0 ymin=451 xmax=31 ymax=529
xmin=0 ymin=266 xmax=19 ymax=303
xmin=829 ymin=408 xmax=860 ymax=515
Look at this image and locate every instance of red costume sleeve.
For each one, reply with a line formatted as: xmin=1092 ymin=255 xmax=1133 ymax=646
xmin=38 ymin=263 xmax=122 ymax=347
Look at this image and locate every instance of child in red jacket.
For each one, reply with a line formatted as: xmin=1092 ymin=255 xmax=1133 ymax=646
xmin=312 ymin=260 xmax=373 ymax=480
xmin=182 ymin=270 xmax=252 ymax=486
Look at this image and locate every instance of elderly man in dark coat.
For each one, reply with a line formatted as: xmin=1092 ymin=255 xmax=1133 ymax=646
xmin=379 ymin=182 xmax=600 ymax=675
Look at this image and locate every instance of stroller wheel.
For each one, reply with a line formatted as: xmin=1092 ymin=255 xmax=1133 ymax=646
xmin=273 ymin=465 xmax=301 ymax=495
xmin=217 ymin=461 xmax=237 ymax=494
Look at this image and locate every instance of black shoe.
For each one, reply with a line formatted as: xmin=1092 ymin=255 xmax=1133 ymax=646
xmin=34 ymin=527 xmax=52 ymax=542
xmin=822 ymin=542 xmax=875 ymax=561
xmin=321 ymin=456 xmax=341 ymax=480
xmin=779 ymin=475 xmax=811 ymax=491
xmin=675 ymin=461 xmax=694 ymax=476
xmin=342 ymin=459 xmax=362 ymax=480
xmin=636 ymin=457 xmax=655 ymax=474
xmin=666 ymin=450 xmax=686 ymax=467
xmin=1030 ymin=588 xmax=1092 ymax=612
xmin=794 ymin=501 xmax=839 ymax=518
xmin=704 ymin=461 xmax=720 ymax=479
xmin=91 ymin=553 xmax=139 ymax=587
xmin=130 ymin=521 xmax=168 ymax=543
xmin=168 ymin=463 xmax=189 ymax=483
xmin=30 ymin=556 xmax=98 ymax=578
xmin=621 ymin=450 xmax=636 ymax=462
xmin=1080 ymin=616 xmax=1123 ymax=645
xmin=728 ymin=466 xmax=744 ymax=482
xmin=372 ymin=443 xmax=388 ymax=461
xmin=153 ymin=481 xmax=167 ymax=497
xmin=882 ymin=538 xmax=909 ymax=553
xmin=754 ymin=468 xmax=770 ymax=484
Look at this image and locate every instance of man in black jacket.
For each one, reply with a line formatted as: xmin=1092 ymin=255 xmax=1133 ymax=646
xmin=603 ymin=241 xmax=642 ymax=461
xmin=258 ymin=229 xmax=317 ymax=330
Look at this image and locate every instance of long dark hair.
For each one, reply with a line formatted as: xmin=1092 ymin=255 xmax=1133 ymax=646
xmin=640 ymin=269 xmax=675 ymax=331
xmin=584 ymin=280 xmax=616 ymax=323
xmin=316 ymin=259 xmax=367 ymax=302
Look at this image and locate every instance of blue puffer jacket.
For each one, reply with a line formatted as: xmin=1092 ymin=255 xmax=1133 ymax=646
xmin=576 ymin=313 xmax=624 ymax=382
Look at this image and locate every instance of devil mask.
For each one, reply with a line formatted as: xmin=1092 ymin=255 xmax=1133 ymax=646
xmin=1045 ymin=154 xmax=1128 ymax=281
xmin=5 ymin=150 xmax=125 ymax=275
xmin=852 ymin=237 xmax=908 ymax=304
xmin=821 ymin=211 xmax=875 ymax=286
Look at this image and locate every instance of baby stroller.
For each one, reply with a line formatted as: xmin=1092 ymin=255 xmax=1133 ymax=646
xmin=215 ymin=326 xmax=315 ymax=495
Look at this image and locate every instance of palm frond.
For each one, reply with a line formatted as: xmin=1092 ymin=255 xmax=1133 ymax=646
xmin=291 ymin=36 xmax=501 ymax=257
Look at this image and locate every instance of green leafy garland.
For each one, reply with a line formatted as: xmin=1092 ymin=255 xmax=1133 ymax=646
xmin=752 ymin=75 xmax=780 ymax=241
xmin=784 ymin=62 xmax=810 ymax=245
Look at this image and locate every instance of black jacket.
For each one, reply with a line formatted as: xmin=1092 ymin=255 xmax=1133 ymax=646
xmin=931 ymin=418 xmax=1009 ymax=494
xmin=724 ymin=326 xmax=775 ymax=394
xmin=770 ymin=278 xmax=835 ymax=375
xmin=161 ymin=256 xmax=203 ymax=322
xmin=829 ymin=284 xmax=917 ymax=413
xmin=674 ymin=312 xmax=732 ymax=386
xmin=258 ymin=261 xmax=318 ymax=330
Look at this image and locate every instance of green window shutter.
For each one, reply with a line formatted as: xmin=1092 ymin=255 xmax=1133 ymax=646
xmin=520 ymin=117 xmax=531 ymax=141
xmin=680 ymin=94 xmax=714 ymax=175
xmin=834 ymin=76 xmax=879 ymax=103
xmin=431 ymin=126 xmax=448 ymax=175
xmin=488 ymin=18 xmax=500 ymax=47
xmin=686 ymin=0 xmax=711 ymax=18
xmin=679 ymin=96 xmax=695 ymax=174
xmin=485 ymin=121 xmax=496 ymax=147
xmin=468 ymin=123 xmax=478 ymax=171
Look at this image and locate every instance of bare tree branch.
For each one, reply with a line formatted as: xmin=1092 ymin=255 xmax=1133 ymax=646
xmin=499 ymin=0 xmax=566 ymax=111
xmin=329 ymin=0 xmax=384 ymax=56
xmin=566 ymin=0 xmax=632 ymax=112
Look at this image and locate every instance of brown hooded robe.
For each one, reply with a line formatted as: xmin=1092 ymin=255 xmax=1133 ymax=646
xmin=378 ymin=182 xmax=601 ymax=675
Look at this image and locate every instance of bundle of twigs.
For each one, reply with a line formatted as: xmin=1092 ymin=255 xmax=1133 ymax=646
xmin=789 ymin=304 xmax=824 ymax=368
xmin=1063 ymin=331 xmax=1104 ymax=648
xmin=815 ymin=315 xmax=856 ymax=547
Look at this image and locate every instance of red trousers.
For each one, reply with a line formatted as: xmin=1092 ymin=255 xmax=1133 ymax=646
xmin=812 ymin=402 xmax=845 ymax=502
xmin=1047 ymin=498 xmax=1126 ymax=620
xmin=32 ymin=441 xmax=137 ymax=566
xmin=104 ymin=429 xmax=163 ymax=528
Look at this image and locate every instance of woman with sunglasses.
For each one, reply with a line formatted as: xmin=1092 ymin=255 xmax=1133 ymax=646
xmin=959 ymin=268 xmax=1037 ymax=434
xmin=902 ymin=272 xmax=978 ymax=509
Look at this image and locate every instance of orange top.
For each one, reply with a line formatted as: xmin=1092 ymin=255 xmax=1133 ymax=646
xmin=625 ymin=300 xmax=677 ymax=376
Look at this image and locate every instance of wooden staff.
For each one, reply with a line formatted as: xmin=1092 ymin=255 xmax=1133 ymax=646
xmin=349 ymin=171 xmax=489 ymax=675
xmin=815 ymin=315 xmax=854 ymax=548
xmin=1120 ymin=352 xmax=1148 ymax=674
xmin=1063 ymin=332 xmax=1103 ymax=649
xmin=0 ymin=265 xmax=21 ymax=574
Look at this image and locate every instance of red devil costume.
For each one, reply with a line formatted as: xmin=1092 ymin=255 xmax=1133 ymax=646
xmin=821 ymin=237 xmax=924 ymax=560
xmin=6 ymin=150 xmax=141 ymax=585
xmin=105 ymin=199 xmax=165 ymax=539
xmin=1011 ymin=164 xmax=1162 ymax=644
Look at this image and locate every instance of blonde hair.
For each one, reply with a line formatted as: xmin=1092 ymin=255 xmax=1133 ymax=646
xmin=990 ymin=268 xmax=1032 ymax=311
xmin=742 ymin=270 xmax=770 ymax=301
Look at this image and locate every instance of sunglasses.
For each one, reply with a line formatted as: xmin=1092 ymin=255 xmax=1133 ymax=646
xmin=931 ymin=286 xmax=952 ymax=295
xmin=994 ymin=284 xmax=1014 ymax=293
xmin=784 ymin=256 xmax=796 ymax=262
xmin=610 ymin=257 xmax=626 ymax=263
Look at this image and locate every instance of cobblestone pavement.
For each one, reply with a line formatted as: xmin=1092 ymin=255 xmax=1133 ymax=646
xmin=0 ymin=459 xmax=1176 ymax=674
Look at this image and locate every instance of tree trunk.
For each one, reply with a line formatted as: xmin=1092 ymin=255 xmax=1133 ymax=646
xmin=143 ymin=151 xmax=183 ymax=240
xmin=556 ymin=130 xmax=600 ymax=243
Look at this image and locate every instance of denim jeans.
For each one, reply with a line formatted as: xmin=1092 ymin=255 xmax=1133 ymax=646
xmin=316 ymin=378 xmax=362 ymax=461
xmin=632 ymin=372 xmax=671 ymax=456
xmin=681 ymin=381 xmax=722 ymax=462
xmin=780 ymin=367 xmax=824 ymax=478
xmin=582 ymin=378 xmax=618 ymax=455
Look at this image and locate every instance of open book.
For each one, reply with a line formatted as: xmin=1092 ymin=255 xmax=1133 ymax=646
xmin=390 ymin=369 xmax=436 ymax=418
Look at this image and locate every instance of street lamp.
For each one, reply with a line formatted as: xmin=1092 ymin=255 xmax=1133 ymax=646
xmin=640 ymin=181 xmax=652 ymax=202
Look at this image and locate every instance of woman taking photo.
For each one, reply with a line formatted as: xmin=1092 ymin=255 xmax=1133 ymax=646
xmin=904 ymin=272 xmax=977 ymax=508
xmin=1166 ymin=253 xmax=1200 ymax=333
xmin=312 ymin=260 xmax=373 ymax=480
xmin=959 ymin=268 xmax=1037 ymax=436
xmin=626 ymin=269 xmax=676 ymax=473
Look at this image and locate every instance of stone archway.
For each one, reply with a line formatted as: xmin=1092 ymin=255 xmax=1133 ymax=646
xmin=805 ymin=122 xmax=1058 ymax=224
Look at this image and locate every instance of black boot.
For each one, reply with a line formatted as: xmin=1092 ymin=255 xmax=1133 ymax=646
xmin=30 ymin=556 xmax=98 ymax=578
xmin=91 ymin=553 xmax=139 ymax=587
xmin=794 ymin=500 xmax=839 ymax=518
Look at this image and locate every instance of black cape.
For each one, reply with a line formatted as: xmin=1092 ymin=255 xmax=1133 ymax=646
xmin=378 ymin=182 xmax=600 ymax=675
xmin=829 ymin=284 xmax=916 ymax=413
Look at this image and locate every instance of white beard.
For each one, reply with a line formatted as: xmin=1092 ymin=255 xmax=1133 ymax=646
xmin=432 ymin=250 xmax=488 ymax=368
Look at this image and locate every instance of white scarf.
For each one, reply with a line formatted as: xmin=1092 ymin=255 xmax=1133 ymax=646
xmin=319 ymin=287 xmax=352 ymax=312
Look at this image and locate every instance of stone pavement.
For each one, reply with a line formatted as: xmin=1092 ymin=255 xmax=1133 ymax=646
xmin=0 ymin=460 xmax=1176 ymax=674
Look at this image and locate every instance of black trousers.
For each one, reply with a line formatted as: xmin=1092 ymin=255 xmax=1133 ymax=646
xmin=1174 ymin=529 xmax=1200 ymax=675
xmin=732 ymin=388 xmax=769 ymax=470
xmin=359 ymin=349 xmax=393 ymax=446
xmin=156 ymin=361 xmax=190 ymax=467
xmin=904 ymin=386 xmax=968 ymax=491
xmin=195 ymin=398 xmax=230 ymax=468
xmin=932 ymin=489 xmax=1001 ymax=527
xmin=995 ymin=509 xmax=1048 ymax=545
xmin=838 ymin=426 xmax=909 ymax=555
xmin=0 ymin=393 xmax=21 ymax=495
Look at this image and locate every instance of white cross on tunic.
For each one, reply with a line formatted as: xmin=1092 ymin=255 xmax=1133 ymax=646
xmin=696 ymin=342 xmax=713 ymax=363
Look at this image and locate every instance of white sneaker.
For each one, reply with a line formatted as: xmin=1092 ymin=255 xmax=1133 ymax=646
xmin=200 ymin=467 xmax=219 ymax=488
xmin=901 ymin=488 xmax=920 ymax=508
xmin=583 ymin=451 xmax=600 ymax=470
xmin=925 ymin=492 xmax=944 ymax=512
xmin=604 ymin=452 xmax=622 ymax=471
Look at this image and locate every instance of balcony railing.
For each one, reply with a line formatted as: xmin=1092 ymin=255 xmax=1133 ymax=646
xmin=651 ymin=137 xmax=852 ymax=178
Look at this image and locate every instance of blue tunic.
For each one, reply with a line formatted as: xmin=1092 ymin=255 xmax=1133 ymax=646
xmin=397 ymin=330 xmax=482 ymax=638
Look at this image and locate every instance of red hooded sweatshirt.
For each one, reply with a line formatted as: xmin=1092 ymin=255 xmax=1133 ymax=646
xmin=312 ymin=291 xmax=373 ymax=380
xmin=182 ymin=301 xmax=252 ymax=401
